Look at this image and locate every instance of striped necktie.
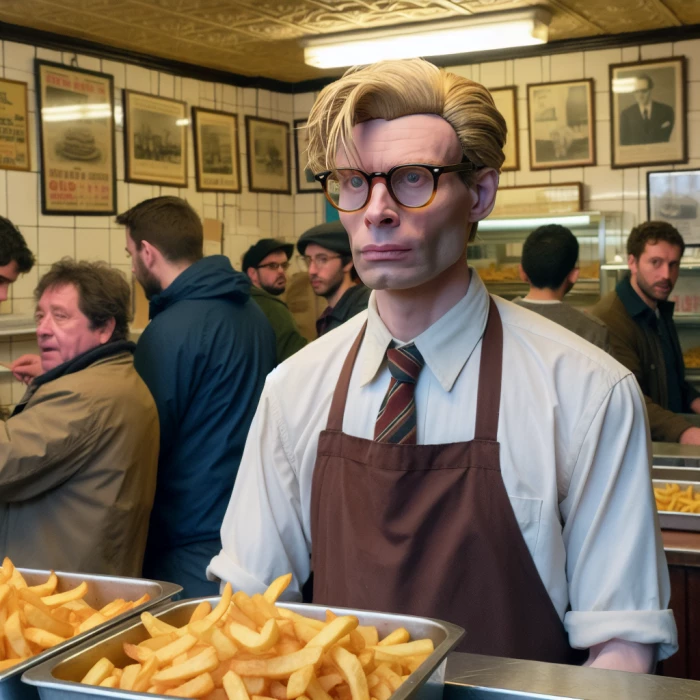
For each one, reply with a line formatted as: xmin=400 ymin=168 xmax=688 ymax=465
xmin=374 ymin=343 xmax=425 ymax=444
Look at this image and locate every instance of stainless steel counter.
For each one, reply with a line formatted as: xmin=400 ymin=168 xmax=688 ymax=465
xmin=444 ymin=653 xmax=700 ymax=699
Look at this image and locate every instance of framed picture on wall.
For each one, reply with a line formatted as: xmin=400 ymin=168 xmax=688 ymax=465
xmin=192 ymin=107 xmax=241 ymax=193
xmin=36 ymin=60 xmax=117 ymax=215
xmin=245 ymin=116 xmax=291 ymax=194
xmin=0 ymin=78 xmax=30 ymax=172
xmin=489 ymin=87 xmax=519 ymax=171
xmin=294 ymin=118 xmax=322 ymax=193
xmin=491 ymin=182 xmax=583 ymax=217
xmin=527 ymin=79 xmax=596 ymax=170
xmin=647 ymin=169 xmax=700 ymax=245
xmin=610 ymin=57 xmax=687 ymax=169
xmin=123 ymin=90 xmax=188 ymax=187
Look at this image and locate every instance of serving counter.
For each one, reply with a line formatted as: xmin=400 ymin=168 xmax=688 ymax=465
xmin=444 ymin=653 xmax=700 ymax=699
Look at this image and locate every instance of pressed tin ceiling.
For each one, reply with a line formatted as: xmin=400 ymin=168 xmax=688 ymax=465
xmin=0 ymin=0 xmax=698 ymax=83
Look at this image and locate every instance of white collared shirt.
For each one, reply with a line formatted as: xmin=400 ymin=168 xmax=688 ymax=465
xmin=209 ymin=271 xmax=677 ymax=659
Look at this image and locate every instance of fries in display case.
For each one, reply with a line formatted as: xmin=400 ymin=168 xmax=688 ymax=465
xmin=23 ymin=574 xmax=464 ymax=700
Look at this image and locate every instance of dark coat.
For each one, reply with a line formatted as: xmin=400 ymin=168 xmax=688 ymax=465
xmin=620 ymin=101 xmax=675 ymax=145
xmin=134 ymin=255 xmax=276 ymax=549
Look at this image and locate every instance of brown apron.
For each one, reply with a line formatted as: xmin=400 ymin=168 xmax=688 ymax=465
xmin=310 ymin=298 xmax=586 ymax=663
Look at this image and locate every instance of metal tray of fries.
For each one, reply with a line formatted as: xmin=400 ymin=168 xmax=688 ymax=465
xmin=653 ymin=479 xmax=700 ymax=532
xmin=0 ymin=568 xmax=181 ymax=700
xmin=23 ymin=597 xmax=464 ymax=700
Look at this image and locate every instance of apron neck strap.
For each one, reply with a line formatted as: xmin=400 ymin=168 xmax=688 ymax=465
xmin=325 ymin=297 xmax=503 ymax=440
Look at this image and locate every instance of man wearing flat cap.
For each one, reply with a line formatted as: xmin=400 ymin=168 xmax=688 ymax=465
xmin=243 ymin=239 xmax=307 ymax=364
xmin=297 ymin=221 xmax=370 ymax=336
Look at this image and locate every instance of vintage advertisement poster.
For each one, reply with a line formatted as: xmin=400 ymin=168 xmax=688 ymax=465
xmin=36 ymin=61 xmax=116 ymax=214
xmin=245 ymin=116 xmax=290 ymax=194
xmin=192 ymin=108 xmax=240 ymax=193
xmin=124 ymin=91 xmax=188 ymax=187
xmin=0 ymin=79 xmax=30 ymax=172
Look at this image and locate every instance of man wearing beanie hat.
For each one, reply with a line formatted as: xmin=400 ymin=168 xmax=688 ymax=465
xmin=243 ymin=239 xmax=307 ymax=363
xmin=296 ymin=221 xmax=370 ymax=336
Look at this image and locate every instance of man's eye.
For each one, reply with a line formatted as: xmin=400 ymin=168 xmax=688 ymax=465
xmin=318 ymin=257 xmax=328 ymax=265
xmin=349 ymin=176 xmax=364 ymax=188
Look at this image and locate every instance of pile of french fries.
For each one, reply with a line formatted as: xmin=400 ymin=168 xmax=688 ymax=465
xmin=0 ymin=557 xmax=150 ymax=672
xmin=81 ymin=575 xmax=434 ymax=700
xmin=654 ymin=482 xmax=700 ymax=513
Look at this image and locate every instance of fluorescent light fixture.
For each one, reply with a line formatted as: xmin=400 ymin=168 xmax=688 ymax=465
xmin=41 ymin=103 xmax=112 ymax=122
xmin=301 ymin=8 xmax=550 ymax=69
xmin=478 ymin=215 xmax=591 ymax=231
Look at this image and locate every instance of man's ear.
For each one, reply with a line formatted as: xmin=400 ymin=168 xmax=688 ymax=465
xmin=97 ymin=317 xmax=117 ymax=345
xmin=568 ymin=268 xmax=580 ymax=285
xmin=140 ymin=240 xmax=161 ymax=270
xmin=246 ymin=267 xmax=259 ymax=286
xmin=518 ymin=264 xmax=529 ymax=283
xmin=468 ymin=168 xmax=500 ymax=222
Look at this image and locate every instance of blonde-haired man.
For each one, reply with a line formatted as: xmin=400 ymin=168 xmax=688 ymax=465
xmin=210 ymin=59 xmax=675 ymax=671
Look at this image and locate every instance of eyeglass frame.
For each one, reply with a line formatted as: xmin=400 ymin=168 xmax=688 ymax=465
xmin=301 ymin=253 xmax=344 ymax=269
xmin=314 ymin=161 xmax=483 ymax=213
xmin=256 ymin=261 xmax=290 ymax=271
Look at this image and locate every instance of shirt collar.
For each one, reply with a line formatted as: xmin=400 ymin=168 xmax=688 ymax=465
xmin=616 ymin=275 xmax=675 ymax=322
xmin=360 ymin=269 xmax=489 ymax=391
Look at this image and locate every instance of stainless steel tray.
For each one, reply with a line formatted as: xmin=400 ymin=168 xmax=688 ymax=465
xmin=0 ymin=569 xmax=181 ymax=700
xmin=653 ymin=479 xmax=700 ymax=532
xmin=23 ymin=598 xmax=464 ymax=700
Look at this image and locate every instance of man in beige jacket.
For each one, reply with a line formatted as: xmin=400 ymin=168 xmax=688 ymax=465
xmin=1 ymin=260 xmax=159 ymax=576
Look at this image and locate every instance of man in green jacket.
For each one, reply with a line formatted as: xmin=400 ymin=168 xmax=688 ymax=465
xmin=591 ymin=221 xmax=700 ymax=444
xmin=243 ymin=239 xmax=307 ymax=364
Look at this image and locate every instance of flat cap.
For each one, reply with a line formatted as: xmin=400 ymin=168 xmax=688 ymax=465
xmin=242 ymin=238 xmax=293 ymax=271
xmin=296 ymin=221 xmax=350 ymax=256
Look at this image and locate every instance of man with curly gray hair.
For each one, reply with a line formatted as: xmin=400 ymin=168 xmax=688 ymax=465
xmin=211 ymin=59 xmax=675 ymax=672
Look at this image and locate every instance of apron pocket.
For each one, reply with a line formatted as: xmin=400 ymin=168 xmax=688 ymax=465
xmin=508 ymin=496 xmax=543 ymax=558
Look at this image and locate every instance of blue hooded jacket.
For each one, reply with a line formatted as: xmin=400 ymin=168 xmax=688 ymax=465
xmin=134 ymin=255 xmax=276 ymax=549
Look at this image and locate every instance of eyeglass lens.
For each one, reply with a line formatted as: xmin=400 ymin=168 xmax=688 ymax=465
xmin=259 ymin=262 xmax=289 ymax=271
xmin=325 ymin=166 xmax=436 ymax=211
xmin=302 ymin=255 xmax=339 ymax=268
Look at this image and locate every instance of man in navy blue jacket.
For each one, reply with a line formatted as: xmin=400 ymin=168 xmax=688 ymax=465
xmin=117 ymin=196 xmax=276 ymax=597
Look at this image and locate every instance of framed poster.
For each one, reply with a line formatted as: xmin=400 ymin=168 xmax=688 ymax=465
xmin=648 ymin=169 xmax=700 ymax=245
xmin=192 ymin=107 xmax=241 ymax=193
xmin=294 ymin=119 xmax=321 ymax=193
xmin=489 ymin=87 xmax=519 ymax=171
xmin=0 ymin=78 xmax=30 ymax=172
xmin=36 ymin=60 xmax=116 ymax=215
xmin=124 ymin=90 xmax=187 ymax=186
xmin=527 ymin=79 xmax=596 ymax=170
xmin=245 ymin=116 xmax=291 ymax=194
xmin=491 ymin=182 xmax=582 ymax=217
xmin=610 ymin=57 xmax=687 ymax=169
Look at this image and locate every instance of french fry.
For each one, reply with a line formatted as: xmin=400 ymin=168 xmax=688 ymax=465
xmin=330 ymin=647 xmax=370 ymax=700
xmin=205 ymin=584 xmax=233 ymax=625
xmin=286 ymin=665 xmax=314 ymax=699
xmin=166 ymin=672 xmax=216 ymax=698
xmin=42 ymin=582 xmax=89 ymax=608
xmin=191 ymin=603 xmax=213 ymax=623
xmin=142 ymin=612 xmax=180 ymax=638
xmin=242 ymin=677 xmax=267 ymax=695
xmin=153 ymin=648 xmax=220 ymax=684
xmin=5 ymin=611 xmax=31 ymax=658
xmin=370 ymin=640 xmax=433 ymax=661
xmin=223 ymin=670 xmax=252 ymax=700
xmin=155 ymin=634 xmax=200 ymax=664
xmin=23 ymin=627 xmax=67 ymax=649
xmin=230 ymin=646 xmax=323 ymax=680
xmin=0 ymin=658 xmax=23 ymax=672
xmin=23 ymin=603 xmax=74 ymax=638
xmin=263 ymin=575 xmax=293 ymax=604
xmin=317 ymin=674 xmax=343 ymax=692
xmin=306 ymin=617 xmax=359 ymax=652
xmin=134 ymin=656 xmax=161 ymax=693
xmin=306 ymin=677 xmax=333 ymax=700
xmin=276 ymin=610 xmax=324 ymax=631
xmin=377 ymin=629 xmax=409 ymax=647
xmin=233 ymin=593 xmax=268 ymax=629
xmin=120 ymin=663 xmax=142 ymax=690
xmin=81 ymin=657 xmax=115 ymax=685
xmin=228 ymin=619 xmax=280 ymax=653
xmin=77 ymin=612 xmax=109 ymax=635
xmin=252 ymin=595 xmax=280 ymax=622
xmin=100 ymin=676 xmax=120 ymax=688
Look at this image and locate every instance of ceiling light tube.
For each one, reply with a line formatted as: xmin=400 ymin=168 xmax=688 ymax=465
xmin=301 ymin=8 xmax=551 ymax=69
xmin=478 ymin=215 xmax=592 ymax=231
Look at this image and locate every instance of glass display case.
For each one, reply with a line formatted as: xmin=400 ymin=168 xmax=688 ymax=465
xmin=468 ymin=212 xmax=621 ymax=308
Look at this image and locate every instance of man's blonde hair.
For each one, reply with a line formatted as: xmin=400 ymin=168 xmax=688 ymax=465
xmin=306 ymin=58 xmax=507 ymax=177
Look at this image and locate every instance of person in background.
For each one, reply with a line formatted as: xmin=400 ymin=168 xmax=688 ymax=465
xmin=243 ymin=238 xmax=307 ymax=363
xmin=1 ymin=260 xmax=158 ymax=576
xmin=0 ymin=216 xmax=35 ymax=302
xmin=117 ymin=196 xmax=276 ymax=597
xmin=592 ymin=221 xmax=700 ymax=444
xmin=297 ymin=221 xmax=370 ymax=336
xmin=514 ymin=224 xmax=610 ymax=351
xmin=209 ymin=58 xmax=674 ymax=671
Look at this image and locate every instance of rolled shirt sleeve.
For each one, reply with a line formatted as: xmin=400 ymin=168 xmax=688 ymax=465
xmin=561 ymin=373 xmax=677 ymax=660
xmin=207 ymin=381 xmax=310 ymax=600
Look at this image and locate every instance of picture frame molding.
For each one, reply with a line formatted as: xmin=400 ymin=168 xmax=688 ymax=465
xmin=191 ymin=106 xmax=241 ymax=193
xmin=123 ymin=88 xmax=188 ymax=187
xmin=526 ymin=78 xmax=596 ymax=171
xmin=245 ymin=115 xmax=291 ymax=195
xmin=646 ymin=167 xmax=700 ymax=245
xmin=293 ymin=118 xmax=322 ymax=194
xmin=608 ymin=56 xmax=688 ymax=170
xmin=0 ymin=77 xmax=30 ymax=173
xmin=489 ymin=86 xmax=520 ymax=172
xmin=35 ymin=59 xmax=117 ymax=215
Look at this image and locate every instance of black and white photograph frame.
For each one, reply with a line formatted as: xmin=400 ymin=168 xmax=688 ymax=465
xmin=294 ymin=119 xmax=322 ymax=193
xmin=192 ymin=107 xmax=241 ymax=193
xmin=245 ymin=116 xmax=291 ymax=195
xmin=123 ymin=90 xmax=188 ymax=187
xmin=647 ymin=168 xmax=700 ymax=245
xmin=36 ymin=60 xmax=117 ymax=215
xmin=527 ymin=79 xmax=596 ymax=170
xmin=610 ymin=57 xmax=687 ymax=169
xmin=489 ymin=87 xmax=519 ymax=171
